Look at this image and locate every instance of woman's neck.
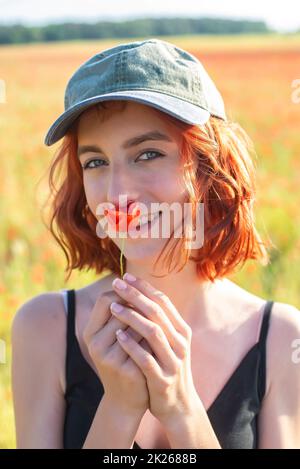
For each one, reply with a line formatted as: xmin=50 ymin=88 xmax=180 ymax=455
xmin=125 ymin=259 xmax=221 ymax=328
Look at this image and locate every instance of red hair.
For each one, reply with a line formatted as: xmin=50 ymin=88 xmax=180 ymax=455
xmin=44 ymin=100 xmax=270 ymax=282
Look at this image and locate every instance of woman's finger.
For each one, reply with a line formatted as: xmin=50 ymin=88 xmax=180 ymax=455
xmin=111 ymin=303 xmax=178 ymax=371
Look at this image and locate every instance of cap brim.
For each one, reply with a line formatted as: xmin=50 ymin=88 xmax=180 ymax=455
xmin=44 ymin=90 xmax=210 ymax=146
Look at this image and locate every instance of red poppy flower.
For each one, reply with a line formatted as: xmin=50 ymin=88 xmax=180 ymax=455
xmin=103 ymin=204 xmax=141 ymax=277
xmin=104 ymin=205 xmax=141 ymax=233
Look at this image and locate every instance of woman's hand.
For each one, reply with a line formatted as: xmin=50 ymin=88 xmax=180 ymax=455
xmin=111 ymin=274 xmax=201 ymax=428
xmin=83 ymin=290 xmax=151 ymax=418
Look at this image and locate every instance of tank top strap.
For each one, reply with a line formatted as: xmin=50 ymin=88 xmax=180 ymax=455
xmin=257 ymin=300 xmax=274 ymax=402
xmin=63 ymin=288 xmax=79 ymax=395
xmin=66 ymin=289 xmax=76 ymax=348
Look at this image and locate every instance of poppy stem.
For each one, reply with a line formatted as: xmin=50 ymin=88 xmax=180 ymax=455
xmin=120 ymin=236 xmax=125 ymax=278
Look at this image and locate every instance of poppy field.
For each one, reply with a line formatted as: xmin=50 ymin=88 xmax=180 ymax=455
xmin=0 ymin=33 xmax=300 ymax=448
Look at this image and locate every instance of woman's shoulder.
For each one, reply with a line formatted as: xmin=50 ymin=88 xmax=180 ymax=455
xmin=11 ymin=275 xmax=116 ymax=392
xmin=220 ymin=279 xmax=300 ymax=350
xmin=11 ymin=273 xmax=118 ymax=341
xmin=12 ymin=290 xmax=67 ymax=337
xmin=224 ymin=279 xmax=300 ymax=384
xmin=12 ymin=290 xmax=69 ymax=358
xmin=11 ymin=290 xmax=69 ymax=397
xmin=253 ymin=298 xmax=300 ymax=448
xmin=223 ymin=278 xmax=299 ymax=326
xmin=263 ymin=299 xmax=300 ymax=382
xmin=13 ymin=272 xmax=117 ymax=327
xmin=232 ymin=279 xmax=300 ymax=339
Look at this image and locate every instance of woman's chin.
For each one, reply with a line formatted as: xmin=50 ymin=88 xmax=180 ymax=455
xmin=117 ymin=237 xmax=166 ymax=263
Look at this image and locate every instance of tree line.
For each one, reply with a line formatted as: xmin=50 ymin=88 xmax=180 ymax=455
xmin=0 ymin=17 xmax=272 ymax=45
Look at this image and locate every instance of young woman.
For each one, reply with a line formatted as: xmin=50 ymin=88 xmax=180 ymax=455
xmin=11 ymin=39 xmax=300 ymax=449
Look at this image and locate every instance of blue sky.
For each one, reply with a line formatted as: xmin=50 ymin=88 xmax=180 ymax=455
xmin=0 ymin=0 xmax=299 ymax=32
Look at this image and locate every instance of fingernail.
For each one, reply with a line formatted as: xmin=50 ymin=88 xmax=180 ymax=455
xmin=111 ymin=302 xmax=124 ymax=313
xmin=123 ymin=272 xmax=136 ymax=283
xmin=113 ymin=278 xmax=127 ymax=290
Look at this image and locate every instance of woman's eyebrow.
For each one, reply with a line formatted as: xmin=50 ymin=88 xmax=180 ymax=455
xmin=77 ymin=130 xmax=173 ymax=158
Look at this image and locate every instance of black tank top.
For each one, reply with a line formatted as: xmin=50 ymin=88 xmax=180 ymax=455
xmin=62 ymin=289 xmax=273 ymax=449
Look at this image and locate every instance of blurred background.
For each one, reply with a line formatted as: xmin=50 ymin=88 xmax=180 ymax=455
xmin=0 ymin=0 xmax=300 ymax=449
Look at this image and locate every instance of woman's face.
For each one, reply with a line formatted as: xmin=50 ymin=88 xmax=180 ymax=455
xmin=77 ymin=100 xmax=188 ymax=265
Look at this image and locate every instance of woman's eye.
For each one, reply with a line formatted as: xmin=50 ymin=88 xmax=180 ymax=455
xmin=82 ymin=151 xmax=164 ymax=170
xmin=82 ymin=158 xmax=107 ymax=170
xmin=136 ymin=151 xmax=164 ymax=162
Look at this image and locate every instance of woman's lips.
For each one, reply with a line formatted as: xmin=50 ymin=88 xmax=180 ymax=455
xmin=104 ymin=207 xmax=141 ymax=232
xmin=134 ymin=211 xmax=162 ymax=234
xmin=104 ymin=207 xmax=162 ymax=234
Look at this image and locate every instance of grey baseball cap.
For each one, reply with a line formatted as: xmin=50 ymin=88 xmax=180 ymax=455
xmin=44 ymin=38 xmax=226 ymax=146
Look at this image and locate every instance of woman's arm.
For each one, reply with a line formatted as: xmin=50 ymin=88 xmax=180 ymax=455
xmin=82 ymin=396 xmax=144 ymax=449
xmin=258 ymin=302 xmax=300 ymax=449
xmin=11 ymin=293 xmax=67 ymax=448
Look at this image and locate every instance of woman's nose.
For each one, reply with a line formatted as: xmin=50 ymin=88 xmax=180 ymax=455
xmin=106 ymin=167 xmax=138 ymax=210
